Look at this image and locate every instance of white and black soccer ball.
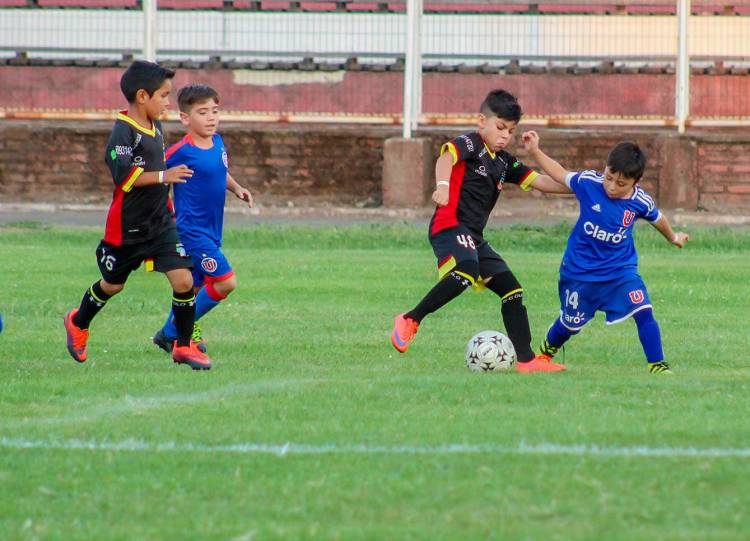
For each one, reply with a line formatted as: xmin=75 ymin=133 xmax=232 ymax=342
xmin=465 ymin=330 xmax=516 ymax=372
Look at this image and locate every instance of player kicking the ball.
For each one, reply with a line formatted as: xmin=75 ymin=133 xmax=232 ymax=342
xmin=390 ymin=89 xmax=572 ymax=373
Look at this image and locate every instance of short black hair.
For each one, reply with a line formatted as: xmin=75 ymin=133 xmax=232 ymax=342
xmin=480 ymin=89 xmax=522 ymax=122
xmin=607 ymin=142 xmax=647 ymax=181
xmin=177 ymin=84 xmax=220 ymax=113
xmin=120 ymin=60 xmax=175 ymax=103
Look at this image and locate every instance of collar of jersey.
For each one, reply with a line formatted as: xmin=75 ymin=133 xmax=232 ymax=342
xmin=117 ymin=111 xmax=156 ymax=137
xmin=483 ymin=143 xmax=496 ymax=159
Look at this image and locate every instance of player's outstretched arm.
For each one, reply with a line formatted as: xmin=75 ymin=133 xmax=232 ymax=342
xmin=432 ymin=152 xmax=454 ymax=207
xmin=227 ymin=173 xmax=254 ymax=208
xmin=131 ymin=165 xmax=193 ymax=188
xmin=652 ymin=215 xmax=689 ymax=248
xmin=527 ymin=174 xmax=573 ymax=194
xmin=522 ymin=131 xmax=570 ymax=185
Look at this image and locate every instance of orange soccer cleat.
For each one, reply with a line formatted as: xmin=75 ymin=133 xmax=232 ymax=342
xmin=63 ymin=308 xmax=89 ymax=363
xmin=391 ymin=313 xmax=419 ymax=353
xmin=516 ymin=353 xmax=567 ymax=373
xmin=172 ymin=340 xmax=212 ymax=371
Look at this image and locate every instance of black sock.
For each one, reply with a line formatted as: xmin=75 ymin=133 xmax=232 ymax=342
xmin=486 ymin=272 xmax=535 ymax=362
xmin=172 ymin=289 xmax=196 ymax=347
xmin=73 ymin=281 xmax=112 ymax=330
xmin=500 ymin=296 xmax=535 ymax=362
xmin=406 ymin=269 xmax=475 ymax=323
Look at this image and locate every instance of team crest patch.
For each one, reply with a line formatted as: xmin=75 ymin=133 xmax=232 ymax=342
xmin=622 ymin=210 xmax=636 ymax=227
xmin=201 ymin=257 xmax=218 ymax=273
xmin=629 ymin=289 xmax=645 ymax=303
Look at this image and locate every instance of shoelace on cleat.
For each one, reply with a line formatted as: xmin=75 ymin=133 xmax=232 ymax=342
xmin=402 ymin=319 xmax=418 ymax=340
xmin=191 ymin=321 xmax=203 ymax=343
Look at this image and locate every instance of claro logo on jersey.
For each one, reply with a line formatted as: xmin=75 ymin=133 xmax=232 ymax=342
xmin=583 ymin=222 xmax=627 ymax=244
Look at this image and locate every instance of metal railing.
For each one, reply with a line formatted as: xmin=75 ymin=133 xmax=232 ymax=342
xmin=0 ymin=0 xmax=747 ymax=129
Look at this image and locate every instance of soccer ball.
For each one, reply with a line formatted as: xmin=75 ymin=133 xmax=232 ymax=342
xmin=465 ymin=330 xmax=516 ymax=372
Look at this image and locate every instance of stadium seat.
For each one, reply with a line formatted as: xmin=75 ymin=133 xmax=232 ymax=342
xmin=36 ymin=0 xmax=138 ymax=7
xmin=157 ymin=0 xmax=225 ymax=8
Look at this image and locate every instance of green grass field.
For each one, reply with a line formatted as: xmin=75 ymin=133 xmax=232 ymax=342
xmin=1 ymin=223 xmax=749 ymax=541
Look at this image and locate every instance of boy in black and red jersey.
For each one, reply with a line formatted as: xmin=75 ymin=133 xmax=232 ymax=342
xmin=63 ymin=60 xmax=212 ymax=370
xmin=391 ymin=89 xmax=571 ymax=373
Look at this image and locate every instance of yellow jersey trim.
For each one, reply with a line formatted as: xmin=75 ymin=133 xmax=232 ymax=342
xmin=483 ymin=143 xmax=496 ymax=159
xmin=440 ymin=142 xmax=459 ymax=165
xmin=519 ymin=171 xmax=538 ymax=192
xmin=117 ymin=112 xmax=156 ymax=137
xmin=121 ymin=166 xmax=144 ymax=193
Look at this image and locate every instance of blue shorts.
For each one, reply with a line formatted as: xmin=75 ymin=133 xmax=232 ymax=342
xmin=558 ymin=274 xmax=652 ymax=330
xmin=187 ymin=246 xmax=234 ymax=288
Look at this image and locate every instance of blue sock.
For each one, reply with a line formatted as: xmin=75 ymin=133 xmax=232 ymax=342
xmin=162 ymin=308 xmax=177 ymax=338
xmin=194 ymin=284 xmax=222 ymax=321
xmin=547 ymin=318 xmax=576 ymax=348
xmin=634 ymin=309 xmax=664 ymax=363
xmin=540 ymin=318 xmax=578 ymax=356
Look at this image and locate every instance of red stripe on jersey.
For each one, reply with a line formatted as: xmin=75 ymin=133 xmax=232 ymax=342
xmin=165 ymin=134 xmax=192 ymax=161
xmin=103 ymin=187 xmax=125 ymax=246
xmin=430 ymin=161 xmax=467 ymax=236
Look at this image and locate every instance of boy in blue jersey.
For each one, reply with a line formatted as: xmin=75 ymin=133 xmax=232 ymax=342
xmin=522 ymin=131 xmax=689 ymax=374
xmin=152 ymin=84 xmax=253 ymax=354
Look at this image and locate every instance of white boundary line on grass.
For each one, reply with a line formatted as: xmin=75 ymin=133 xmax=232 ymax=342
xmin=1 ymin=378 xmax=326 ymax=428
xmin=2 ymin=437 xmax=750 ymax=459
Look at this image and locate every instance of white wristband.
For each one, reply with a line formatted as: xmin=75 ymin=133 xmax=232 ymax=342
xmin=158 ymin=171 xmax=165 ymax=184
xmin=436 ymin=180 xmax=450 ymax=187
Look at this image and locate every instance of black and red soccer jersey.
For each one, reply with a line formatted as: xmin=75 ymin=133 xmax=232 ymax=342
xmin=102 ymin=111 xmax=171 ymax=246
xmin=430 ymin=131 xmax=538 ymax=236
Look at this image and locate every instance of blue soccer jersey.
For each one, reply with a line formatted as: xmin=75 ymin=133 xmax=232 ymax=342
xmin=166 ymin=133 xmax=228 ymax=248
xmin=560 ymin=170 xmax=661 ymax=282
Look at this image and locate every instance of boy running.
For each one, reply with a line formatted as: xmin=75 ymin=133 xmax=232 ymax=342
xmin=390 ymin=89 xmax=571 ymax=373
xmin=152 ymin=84 xmax=253 ymax=354
xmin=63 ymin=61 xmax=212 ymax=370
xmin=523 ymin=131 xmax=689 ymax=373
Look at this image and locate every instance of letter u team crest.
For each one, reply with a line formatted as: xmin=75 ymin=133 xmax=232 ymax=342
xmin=629 ymin=289 xmax=644 ymax=303
xmin=201 ymin=257 xmax=218 ymax=273
xmin=622 ymin=210 xmax=636 ymax=227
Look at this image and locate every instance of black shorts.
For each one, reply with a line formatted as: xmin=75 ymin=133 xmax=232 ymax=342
xmin=429 ymin=225 xmax=510 ymax=280
xmin=96 ymin=224 xmax=193 ymax=284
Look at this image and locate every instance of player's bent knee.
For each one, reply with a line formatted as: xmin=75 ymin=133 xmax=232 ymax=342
xmin=100 ymin=280 xmax=124 ymax=296
xmin=450 ymin=259 xmax=480 ymax=284
xmin=214 ymin=274 xmax=237 ymax=296
xmin=486 ymin=271 xmax=523 ymax=301
xmin=166 ymin=268 xmax=193 ymax=292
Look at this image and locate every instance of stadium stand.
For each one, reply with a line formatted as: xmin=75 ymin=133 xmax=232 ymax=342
xmin=1 ymin=0 xmax=748 ymax=13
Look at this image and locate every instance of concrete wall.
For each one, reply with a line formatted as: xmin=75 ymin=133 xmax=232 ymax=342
xmin=2 ymin=66 xmax=750 ymax=118
xmin=0 ymin=120 xmax=748 ymax=211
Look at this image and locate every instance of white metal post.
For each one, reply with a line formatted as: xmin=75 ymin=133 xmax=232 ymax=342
xmin=402 ymin=0 xmax=423 ymax=138
xmin=676 ymin=0 xmax=690 ymax=133
xmin=143 ymin=0 xmax=157 ymax=62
